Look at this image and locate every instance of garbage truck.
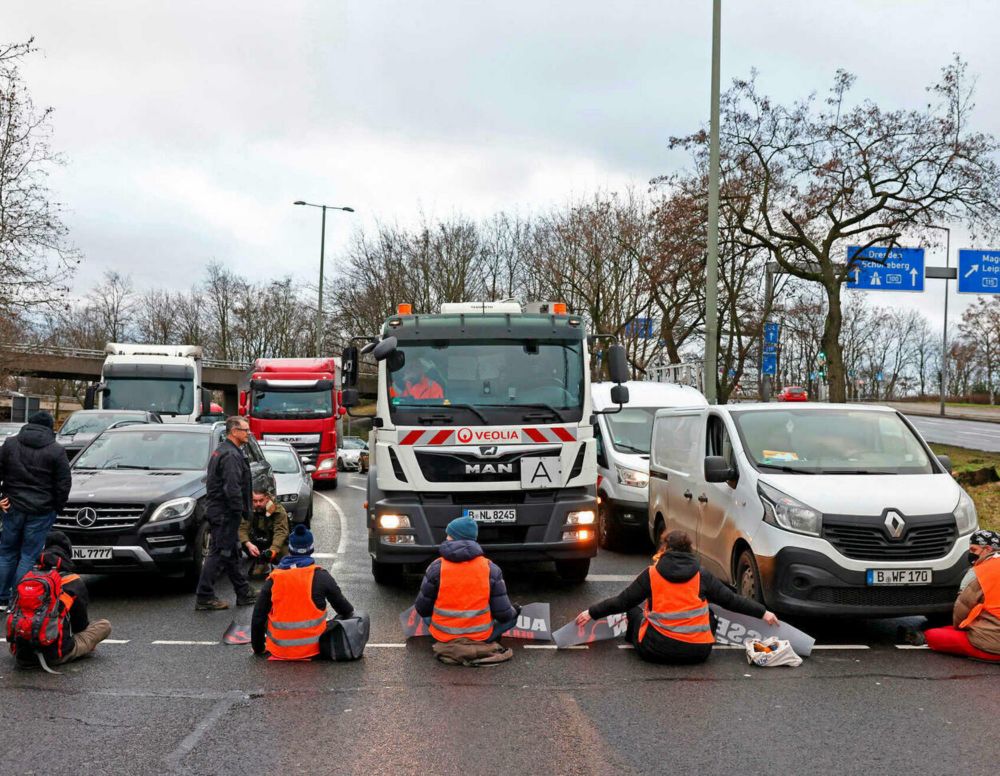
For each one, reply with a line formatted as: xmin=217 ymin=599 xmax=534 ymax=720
xmin=341 ymin=301 xmax=630 ymax=583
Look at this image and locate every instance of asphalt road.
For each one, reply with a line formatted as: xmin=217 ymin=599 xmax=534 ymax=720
xmin=1 ymin=474 xmax=998 ymax=775
xmin=905 ymin=414 xmax=1000 ymax=453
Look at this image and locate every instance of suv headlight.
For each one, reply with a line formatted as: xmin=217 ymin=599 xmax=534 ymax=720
xmin=759 ymin=483 xmax=822 ymax=537
xmin=277 ymin=493 xmax=299 ymax=504
xmin=616 ymin=465 xmax=649 ymax=488
xmin=954 ymin=489 xmax=978 ymax=534
xmin=149 ymin=497 xmax=197 ymax=523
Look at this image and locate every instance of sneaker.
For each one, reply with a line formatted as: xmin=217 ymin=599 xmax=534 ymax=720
xmin=195 ymin=598 xmax=230 ymax=611
xmin=236 ymin=591 xmax=258 ymax=606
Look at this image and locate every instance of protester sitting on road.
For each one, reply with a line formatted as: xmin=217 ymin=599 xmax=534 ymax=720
xmin=8 ymin=531 xmax=111 ymax=671
xmin=414 ymin=516 xmax=519 ymax=666
xmin=924 ymin=529 xmax=1000 ymax=661
xmin=251 ymin=524 xmax=358 ymax=660
xmin=0 ymin=411 xmax=72 ymax=609
xmin=240 ymin=490 xmax=290 ymax=577
xmin=575 ymin=530 xmax=779 ymax=664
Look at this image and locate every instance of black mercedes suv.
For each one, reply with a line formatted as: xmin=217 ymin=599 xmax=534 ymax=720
xmin=57 ymin=422 xmax=275 ymax=585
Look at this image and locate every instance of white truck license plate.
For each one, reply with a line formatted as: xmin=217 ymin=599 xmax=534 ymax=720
xmin=866 ymin=568 xmax=931 ymax=586
xmin=72 ymin=547 xmax=113 ymax=560
xmin=463 ymin=509 xmax=516 ymax=524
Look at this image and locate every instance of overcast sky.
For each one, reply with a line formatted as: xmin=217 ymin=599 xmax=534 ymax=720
xmin=4 ymin=0 xmax=1000 ymax=327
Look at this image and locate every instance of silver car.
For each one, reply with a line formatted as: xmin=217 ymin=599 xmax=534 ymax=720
xmin=260 ymin=441 xmax=315 ymax=526
xmin=337 ymin=436 xmax=369 ymax=472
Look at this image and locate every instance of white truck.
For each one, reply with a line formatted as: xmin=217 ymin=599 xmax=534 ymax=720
xmin=85 ymin=343 xmax=211 ymax=424
xmin=341 ymin=301 xmax=630 ymax=583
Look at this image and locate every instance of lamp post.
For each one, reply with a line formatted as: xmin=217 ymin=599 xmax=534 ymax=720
xmin=704 ymin=0 xmax=722 ymax=403
xmin=926 ymin=225 xmax=951 ymax=416
xmin=293 ymin=200 xmax=355 ymax=356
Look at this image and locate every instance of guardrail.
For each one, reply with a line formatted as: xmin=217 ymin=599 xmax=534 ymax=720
xmin=0 ymin=343 xmax=251 ymax=370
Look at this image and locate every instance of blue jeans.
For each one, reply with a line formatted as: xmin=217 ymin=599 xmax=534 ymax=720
xmin=0 ymin=508 xmax=57 ymax=603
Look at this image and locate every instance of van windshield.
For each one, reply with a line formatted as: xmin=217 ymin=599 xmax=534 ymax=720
xmin=605 ymin=407 xmax=657 ymax=454
xmin=730 ymin=409 xmax=934 ymax=474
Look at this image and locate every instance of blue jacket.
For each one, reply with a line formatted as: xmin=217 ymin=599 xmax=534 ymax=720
xmin=414 ymin=539 xmax=517 ymax=623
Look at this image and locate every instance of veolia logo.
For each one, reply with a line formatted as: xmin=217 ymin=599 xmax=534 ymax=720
xmin=457 ymin=427 xmax=473 ymax=443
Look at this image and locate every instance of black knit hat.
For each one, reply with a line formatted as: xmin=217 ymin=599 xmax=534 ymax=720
xmin=28 ymin=411 xmax=54 ymax=429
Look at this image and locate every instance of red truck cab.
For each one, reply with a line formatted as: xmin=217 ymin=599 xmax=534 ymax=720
xmin=240 ymin=357 xmax=343 ymax=487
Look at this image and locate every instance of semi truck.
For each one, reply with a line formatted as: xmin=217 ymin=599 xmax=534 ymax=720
xmin=239 ymin=357 xmax=343 ymax=486
xmin=341 ymin=301 xmax=630 ymax=583
xmin=84 ymin=343 xmax=210 ymax=423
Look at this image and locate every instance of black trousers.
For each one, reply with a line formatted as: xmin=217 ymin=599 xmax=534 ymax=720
xmin=196 ymin=517 xmax=252 ymax=601
xmin=626 ymin=606 xmax=716 ymax=665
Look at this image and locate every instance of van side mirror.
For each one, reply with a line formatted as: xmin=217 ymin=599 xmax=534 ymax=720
xmin=341 ymin=346 xmax=359 ymax=388
xmin=936 ymin=454 xmax=953 ymax=474
xmin=607 ymin=344 xmax=629 ymax=384
xmin=372 ymin=336 xmax=398 ymax=361
xmin=704 ymin=456 xmax=737 ymax=483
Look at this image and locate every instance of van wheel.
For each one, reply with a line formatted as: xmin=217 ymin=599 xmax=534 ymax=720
xmin=372 ymin=559 xmax=404 ymax=585
xmin=736 ymin=549 xmax=763 ymax=604
xmin=183 ymin=521 xmax=210 ymax=589
xmin=337 ymin=457 xmax=344 ymax=471
xmin=597 ymin=501 xmax=621 ymax=551
xmin=651 ymin=515 xmax=665 ymax=546
xmin=555 ymin=558 xmax=590 ymax=583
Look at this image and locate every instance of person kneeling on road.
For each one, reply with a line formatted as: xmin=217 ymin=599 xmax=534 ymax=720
xmin=924 ymin=529 xmax=1000 ymax=661
xmin=575 ymin=530 xmax=779 ymax=665
xmin=251 ymin=524 xmax=357 ymax=660
xmin=414 ymin=516 xmax=519 ymax=666
xmin=240 ymin=490 xmax=290 ymax=577
xmin=8 ymin=531 xmax=111 ymax=671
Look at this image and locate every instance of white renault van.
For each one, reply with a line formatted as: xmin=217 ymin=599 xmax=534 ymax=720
xmin=648 ymin=402 xmax=976 ymax=617
xmin=592 ymin=381 xmax=707 ymax=549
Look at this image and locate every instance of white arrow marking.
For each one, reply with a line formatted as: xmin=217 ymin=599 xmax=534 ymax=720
xmin=965 ymin=264 xmax=979 ymax=278
xmin=909 ymin=268 xmax=918 ymax=286
xmin=852 ymin=268 xmax=861 ymax=284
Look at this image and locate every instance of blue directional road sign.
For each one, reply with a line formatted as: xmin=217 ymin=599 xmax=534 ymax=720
xmin=762 ymin=352 xmax=777 ymax=376
xmin=625 ymin=317 xmax=655 ymax=338
xmin=764 ymin=322 xmax=780 ymax=345
xmin=846 ymin=246 xmax=925 ymax=292
xmin=958 ymin=249 xmax=1000 ymax=294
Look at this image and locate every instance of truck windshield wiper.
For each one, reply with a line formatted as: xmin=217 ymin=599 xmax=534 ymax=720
xmin=480 ymin=403 xmax=566 ymax=423
xmin=756 ymin=463 xmax=816 ymax=474
xmin=394 ymin=402 xmax=489 ymax=424
xmin=615 ymin=442 xmax=647 ymax=455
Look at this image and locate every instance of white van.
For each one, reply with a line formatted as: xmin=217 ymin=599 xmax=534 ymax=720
xmin=648 ymin=402 xmax=976 ymax=617
xmin=592 ymin=381 xmax=707 ymax=549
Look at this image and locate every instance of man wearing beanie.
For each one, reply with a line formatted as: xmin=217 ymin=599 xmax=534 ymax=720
xmin=413 ymin=516 xmax=519 ymax=666
xmin=251 ymin=524 xmax=358 ymax=660
xmin=0 ymin=411 xmax=72 ymax=608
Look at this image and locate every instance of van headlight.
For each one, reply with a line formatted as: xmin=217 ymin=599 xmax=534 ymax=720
xmin=759 ymin=483 xmax=822 ymax=537
xmin=149 ymin=497 xmax=197 ymax=523
xmin=616 ymin=465 xmax=649 ymax=488
xmin=954 ymin=489 xmax=978 ymax=534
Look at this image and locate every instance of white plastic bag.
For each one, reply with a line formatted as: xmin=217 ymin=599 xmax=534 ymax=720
xmin=744 ymin=636 xmax=802 ymax=667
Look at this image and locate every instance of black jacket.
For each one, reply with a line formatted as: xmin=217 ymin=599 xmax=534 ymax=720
xmin=413 ymin=539 xmax=518 ymax=625
xmin=251 ymin=560 xmax=354 ymax=654
xmin=12 ymin=548 xmax=90 ymax=666
xmin=205 ymin=438 xmax=251 ymax=524
xmin=0 ymin=423 xmax=72 ymax=516
xmin=588 ymin=551 xmax=767 ymax=663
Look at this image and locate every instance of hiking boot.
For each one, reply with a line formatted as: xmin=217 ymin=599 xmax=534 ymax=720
xmin=195 ymin=598 xmax=230 ymax=611
xmin=236 ymin=591 xmax=258 ymax=606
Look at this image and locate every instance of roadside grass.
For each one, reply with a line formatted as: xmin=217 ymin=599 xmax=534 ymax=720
xmin=929 ymin=443 xmax=1000 ymax=531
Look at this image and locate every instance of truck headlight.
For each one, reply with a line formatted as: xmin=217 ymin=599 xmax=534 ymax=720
xmin=379 ymin=514 xmax=411 ymax=530
xmin=566 ymin=510 xmax=596 ymax=525
xmin=954 ymin=489 xmax=978 ymax=534
xmin=616 ymin=465 xmax=649 ymax=488
xmin=149 ymin=497 xmax=197 ymax=523
xmin=318 ymin=458 xmax=336 ymax=470
xmin=759 ymin=483 xmax=822 ymax=537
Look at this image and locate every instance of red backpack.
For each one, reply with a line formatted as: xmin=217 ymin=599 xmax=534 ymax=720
xmin=6 ymin=560 xmax=77 ymax=660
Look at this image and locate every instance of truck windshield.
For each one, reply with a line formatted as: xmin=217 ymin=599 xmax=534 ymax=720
xmin=389 ymin=339 xmax=584 ymax=425
xmin=252 ymin=389 xmax=332 ymax=419
xmin=74 ymin=430 xmax=209 ymax=471
xmin=731 ymin=409 xmax=934 ymax=474
xmin=605 ymin=407 xmax=657 ymax=454
xmin=104 ymin=378 xmax=194 ymax=417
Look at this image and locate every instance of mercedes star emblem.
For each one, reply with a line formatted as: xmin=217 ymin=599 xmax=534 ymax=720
xmin=75 ymin=507 xmax=98 ymax=528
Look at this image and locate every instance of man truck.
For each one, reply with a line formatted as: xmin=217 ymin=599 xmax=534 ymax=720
xmin=341 ymin=301 xmax=630 ymax=583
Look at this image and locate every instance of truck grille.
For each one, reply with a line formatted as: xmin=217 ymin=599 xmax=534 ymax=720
xmin=823 ymin=514 xmax=957 ymax=561
xmin=415 ymin=450 xmax=555 ymax=483
xmin=56 ymin=503 xmax=147 ymax=531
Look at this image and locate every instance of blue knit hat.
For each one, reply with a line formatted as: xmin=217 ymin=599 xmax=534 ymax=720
xmin=289 ymin=523 xmax=314 ymax=555
xmin=446 ymin=516 xmax=478 ymax=541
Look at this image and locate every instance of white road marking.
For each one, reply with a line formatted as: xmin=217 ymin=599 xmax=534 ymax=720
xmin=347 ymin=484 xmax=366 ymax=492
xmin=895 ymin=644 xmax=929 ymax=650
xmin=313 ymin=553 xmax=337 ymax=559
xmin=151 ymin=640 xmax=219 ymax=646
xmin=524 ymin=644 xmax=587 ymax=650
xmin=315 ymin=491 xmax=349 ymax=556
xmin=104 ymin=639 xmax=131 ymax=644
xmin=812 ymin=644 xmax=870 ymax=650
xmin=587 ymin=574 xmax=635 ymax=582
xmin=366 ymin=643 xmax=407 ymax=648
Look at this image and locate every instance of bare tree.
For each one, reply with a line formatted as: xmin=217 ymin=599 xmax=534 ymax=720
xmin=86 ymin=271 xmax=135 ymax=343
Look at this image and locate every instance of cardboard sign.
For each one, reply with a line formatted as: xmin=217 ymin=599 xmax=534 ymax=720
xmin=400 ymin=603 xmax=552 ymax=641
xmin=553 ymin=612 xmax=629 ymax=648
xmin=710 ymin=605 xmax=815 ymax=657
xmin=222 ymin=620 xmax=252 ymax=645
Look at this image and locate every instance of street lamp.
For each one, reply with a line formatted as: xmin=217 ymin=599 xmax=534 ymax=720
xmin=704 ymin=0 xmax=722 ymax=403
xmin=293 ymin=200 xmax=355 ymax=356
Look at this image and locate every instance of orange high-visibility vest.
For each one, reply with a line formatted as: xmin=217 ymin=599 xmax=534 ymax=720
xmin=404 ymin=376 xmax=443 ymax=400
xmin=959 ymin=556 xmax=1000 ymax=629
xmin=638 ymin=566 xmax=715 ymax=645
xmin=429 ymin=556 xmax=493 ymax=642
xmin=265 ymin=565 xmax=327 ymax=660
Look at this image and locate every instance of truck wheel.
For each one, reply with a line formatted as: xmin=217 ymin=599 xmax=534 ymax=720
xmin=183 ymin=521 xmax=210 ymax=589
xmin=735 ymin=549 xmax=763 ymax=604
xmin=555 ymin=558 xmax=590 ymax=583
xmin=372 ymin=558 xmax=404 ymax=585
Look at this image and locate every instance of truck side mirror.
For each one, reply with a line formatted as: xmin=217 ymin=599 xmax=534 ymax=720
xmin=610 ymin=384 xmax=629 ymax=406
xmin=607 ymin=344 xmax=629 ymax=384
xmin=704 ymin=456 xmax=738 ymax=483
xmin=372 ymin=336 xmax=398 ymax=361
xmin=238 ymin=390 xmax=248 ymax=416
xmin=201 ymin=391 xmax=213 ymax=418
xmin=342 ymin=388 xmax=359 ymax=408
xmin=341 ymin=345 xmax=359 ymax=388
xmin=84 ymin=385 xmax=97 ymax=410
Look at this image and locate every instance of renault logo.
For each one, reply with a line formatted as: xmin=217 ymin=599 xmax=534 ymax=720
xmin=75 ymin=507 xmax=98 ymax=528
xmin=884 ymin=511 xmax=906 ymax=539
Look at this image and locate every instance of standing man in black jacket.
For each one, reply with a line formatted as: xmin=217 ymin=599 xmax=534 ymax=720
xmin=196 ymin=417 xmax=257 ymax=611
xmin=0 ymin=412 xmax=72 ymax=608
